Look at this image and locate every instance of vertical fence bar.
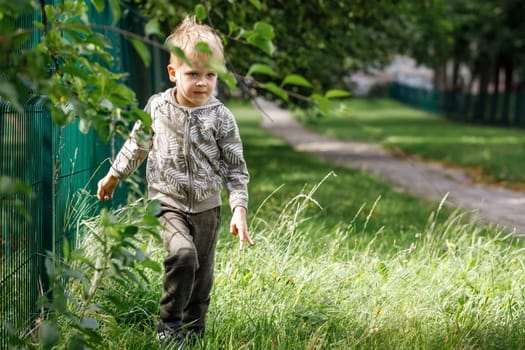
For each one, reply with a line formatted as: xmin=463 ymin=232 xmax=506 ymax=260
xmin=0 ymin=99 xmax=12 ymax=346
xmin=30 ymin=96 xmax=54 ymax=296
xmin=516 ymin=90 xmax=525 ymax=126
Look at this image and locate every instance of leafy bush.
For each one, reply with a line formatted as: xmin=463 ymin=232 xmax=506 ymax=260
xmin=6 ymin=193 xmax=162 ymax=349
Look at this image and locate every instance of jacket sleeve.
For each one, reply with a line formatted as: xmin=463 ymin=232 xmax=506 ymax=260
xmin=217 ymin=106 xmax=249 ymax=211
xmin=108 ymin=101 xmax=154 ymax=179
xmin=108 ymin=120 xmax=151 ymax=179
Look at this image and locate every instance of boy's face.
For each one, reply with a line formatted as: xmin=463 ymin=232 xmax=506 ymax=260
xmin=168 ymin=59 xmax=218 ymax=107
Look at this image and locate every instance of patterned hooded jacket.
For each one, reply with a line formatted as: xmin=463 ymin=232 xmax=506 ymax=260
xmin=109 ymin=88 xmax=249 ymax=213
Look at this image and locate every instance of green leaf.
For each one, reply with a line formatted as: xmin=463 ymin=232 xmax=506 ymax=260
xmin=100 ymin=209 xmax=118 ymax=226
xmin=90 ymin=0 xmax=105 ymax=12
xmin=108 ymin=83 xmax=136 ymax=106
xmin=195 ymin=42 xmax=213 ymax=55
xmin=0 ymin=176 xmax=32 ymax=197
xmin=227 ymin=21 xmax=240 ymax=36
xmin=253 ymin=22 xmax=275 ymax=40
xmin=48 ymin=106 xmax=68 ymax=126
xmin=263 ymin=82 xmax=288 ymax=102
xmin=60 ymin=62 xmax=90 ymax=81
xmin=69 ymin=334 xmax=88 ymax=350
xmin=124 ymin=225 xmax=139 ymax=236
xmin=0 ymin=82 xmax=23 ymax=113
xmin=245 ymin=22 xmax=275 ymax=56
xmin=206 ymin=59 xmax=237 ymax=91
xmin=378 ymin=262 xmax=389 ymax=277
xmin=246 ymin=63 xmax=278 ymax=78
xmin=62 ymin=26 xmax=91 ymax=42
xmin=195 ymin=4 xmax=207 ymax=21
xmin=281 ymin=74 xmax=313 ymax=88
xmin=104 ymin=294 xmax=126 ymax=311
xmin=246 ymin=35 xmax=275 ymax=56
xmin=249 ymin=0 xmax=261 ymax=10
xmin=52 ymin=289 xmax=68 ymax=313
xmin=141 ymin=258 xmax=162 ymax=272
xmin=38 ymin=294 xmax=51 ymax=309
xmin=63 ymin=239 xmax=70 ymax=261
xmin=121 ymin=268 xmax=144 ymax=288
xmin=144 ymin=19 xmax=160 ymax=37
xmin=45 ymin=256 xmax=56 ymax=279
xmin=141 ymin=214 xmax=160 ymax=226
xmin=3 ymin=320 xmax=18 ymax=338
xmin=135 ymin=268 xmax=151 ymax=285
xmin=325 ymin=89 xmax=351 ymax=99
xmin=129 ymin=38 xmax=151 ymax=67
xmin=0 ymin=176 xmax=13 ymax=196
xmin=167 ymin=44 xmax=190 ymax=65
xmin=63 ymin=268 xmax=84 ymax=280
xmin=220 ymin=71 xmax=237 ymax=92
xmin=146 ymin=199 xmax=162 ymax=216
xmin=80 ymin=317 xmax=99 ymax=329
xmin=135 ymin=248 xmax=145 ymax=262
xmin=457 ymin=294 xmax=469 ymax=306
xmin=38 ymin=321 xmax=60 ymax=347
xmin=134 ymin=109 xmax=152 ymax=128
xmin=310 ymin=93 xmax=331 ymax=114
xmin=108 ymin=0 xmax=121 ymax=23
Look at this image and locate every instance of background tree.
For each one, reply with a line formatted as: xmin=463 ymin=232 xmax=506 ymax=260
xmin=131 ymin=0 xmax=417 ymax=103
xmin=408 ymin=0 xmax=525 ymax=124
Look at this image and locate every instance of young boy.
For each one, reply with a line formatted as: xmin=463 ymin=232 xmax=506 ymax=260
xmin=96 ymin=15 xmax=253 ymax=343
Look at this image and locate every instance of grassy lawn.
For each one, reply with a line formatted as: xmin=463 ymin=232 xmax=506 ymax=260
xmin=232 ymin=100 xmax=444 ymax=244
xmin=298 ymin=98 xmax=525 ymax=188
xmin=30 ymin=100 xmax=525 ymax=350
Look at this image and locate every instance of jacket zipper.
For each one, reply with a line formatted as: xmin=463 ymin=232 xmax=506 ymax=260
xmin=184 ymin=110 xmax=194 ymax=211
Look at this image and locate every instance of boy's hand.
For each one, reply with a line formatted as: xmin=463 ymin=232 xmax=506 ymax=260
xmin=230 ymin=206 xmax=253 ymax=250
xmin=97 ymin=174 xmax=119 ymax=201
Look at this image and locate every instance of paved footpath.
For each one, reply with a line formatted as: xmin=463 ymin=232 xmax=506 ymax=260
xmin=256 ymin=98 xmax=525 ymax=235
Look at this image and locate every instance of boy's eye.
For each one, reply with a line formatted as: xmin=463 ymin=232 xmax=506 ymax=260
xmin=207 ymin=72 xmax=216 ymax=78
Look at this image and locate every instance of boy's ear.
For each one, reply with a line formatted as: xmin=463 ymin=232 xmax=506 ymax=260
xmin=167 ymin=64 xmax=177 ymax=83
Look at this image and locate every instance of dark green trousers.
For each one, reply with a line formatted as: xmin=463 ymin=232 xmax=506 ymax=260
xmin=158 ymin=205 xmax=221 ymax=333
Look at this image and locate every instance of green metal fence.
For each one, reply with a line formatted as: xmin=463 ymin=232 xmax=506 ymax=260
xmin=0 ymin=94 xmax=116 ymax=344
xmin=1 ymin=2 xmax=168 ymax=346
xmin=1 ymin=96 xmax=52 ymax=343
xmin=390 ymin=82 xmax=525 ymax=126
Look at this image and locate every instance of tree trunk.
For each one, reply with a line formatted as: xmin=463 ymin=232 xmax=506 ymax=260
xmin=475 ymin=55 xmax=490 ymax=122
xmin=490 ymin=58 xmax=500 ymax=124
xmin=465 ymin=64 xmax=478 ymax=121
xmin=452 ymin=58 xmax=461 ymax=92
xmin=502 ymin=55 xmax=513 ymax=124
xmin=433 ymin=62 xmax=447 ymax=91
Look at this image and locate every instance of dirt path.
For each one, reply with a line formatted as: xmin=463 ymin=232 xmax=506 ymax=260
xmin=256 ymin=99 xmax=525 ymax=235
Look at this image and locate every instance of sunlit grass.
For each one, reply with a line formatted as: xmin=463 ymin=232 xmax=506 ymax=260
xmin=60 ymin=100 xmax=525 ymax=349
xmin=76 ymin=178 xmax=525 ymax=349
xmin=298 ymin=98 xmax=525 ymax=187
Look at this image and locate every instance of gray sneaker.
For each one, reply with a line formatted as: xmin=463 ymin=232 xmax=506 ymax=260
xmin=157 ymin=321 xmax=185 ymax=346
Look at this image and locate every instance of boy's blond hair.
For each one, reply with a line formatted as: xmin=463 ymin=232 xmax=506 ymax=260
xmin=165 ymin=16 xmax=224 ymax=67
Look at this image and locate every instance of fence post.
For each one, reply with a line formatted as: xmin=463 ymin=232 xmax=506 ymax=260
xmin=40 ymin=100 xmax=54 ymax=295
xmin=516 ymin=90 xmax=525 ymax=126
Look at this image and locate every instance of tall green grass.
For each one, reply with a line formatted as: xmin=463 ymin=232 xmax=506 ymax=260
xmin=298 ymin=98 xmax=525 ymax=187
xmin=45 ymin=100 xmax=525 ymax=349
xmin=74 ymin=179 xmax=525 ymax=349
